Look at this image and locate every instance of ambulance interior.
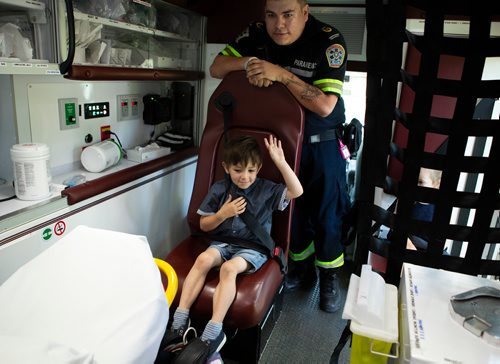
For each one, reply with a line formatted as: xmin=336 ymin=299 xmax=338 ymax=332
xmin=0 ymin=1 xmax=499 ymax=363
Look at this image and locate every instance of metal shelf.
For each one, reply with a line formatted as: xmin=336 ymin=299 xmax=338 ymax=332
xmin=0 ymin=0 xmax=44 ymax=11
xmin=73 ymin=11 xmax=198 ymax=43
xmin=0 ymin=59 xmax=60 ymax=75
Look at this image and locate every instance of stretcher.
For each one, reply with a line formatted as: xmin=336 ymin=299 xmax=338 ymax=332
xmin=0 ymin=225 xmax=177 ymax=364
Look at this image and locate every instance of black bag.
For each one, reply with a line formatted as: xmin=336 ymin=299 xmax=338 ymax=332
xmin=172 ymin=338 xmax=210 ymax=364
xmin=340 ymin=118 xmax=363 ymax=158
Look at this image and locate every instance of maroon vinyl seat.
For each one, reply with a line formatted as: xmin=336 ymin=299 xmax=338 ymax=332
xmin=165 ymin=71 xmax=304 ymax=330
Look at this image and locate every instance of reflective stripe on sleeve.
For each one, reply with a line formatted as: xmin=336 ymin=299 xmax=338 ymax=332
xmin=313 ymin=79 xmax=343 ymax=95
xmin=221 ymin=45 xmax=242 ymax=58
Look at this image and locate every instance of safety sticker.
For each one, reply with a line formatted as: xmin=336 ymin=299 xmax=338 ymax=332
xmin=54 ymin=220 xmax=66 ymax=236
xmin=326 ymin=44 xmax=345 ymax=68
xmin=42 ymin=227 xmax=52 ymax=241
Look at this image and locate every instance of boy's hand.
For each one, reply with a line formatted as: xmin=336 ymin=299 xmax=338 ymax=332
xmin=217 ymin=194 xmax=247 ymax=220
xmin=264 ymin=134 xmax=285 ymax=166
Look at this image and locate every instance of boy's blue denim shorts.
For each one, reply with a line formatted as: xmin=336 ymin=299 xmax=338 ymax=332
xmin=209 ymin=242 xmax=268 ymax=273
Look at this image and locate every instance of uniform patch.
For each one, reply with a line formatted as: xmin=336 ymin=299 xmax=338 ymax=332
xmin=256 ymin=22 xmax=264 ymax=29
xmin=235 ymin=28 xmax=249 ymax=43
xmin=322 ymin=26 xmax=332 ymax=32
xmin=326 ymin=44 xmax=345 ymax=68
xmin=329 ymin=33 xmax=340 ymax=41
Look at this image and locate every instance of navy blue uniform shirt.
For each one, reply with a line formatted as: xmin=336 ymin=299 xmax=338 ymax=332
xmin=221 ymin=15 xmax=348 ymax=137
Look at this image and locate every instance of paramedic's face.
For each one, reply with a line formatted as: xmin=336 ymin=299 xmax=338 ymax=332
xmin=265 ymin=0 xmax=309 ymax=46
xmin=224 ymin=162 xmax=262 ymax=190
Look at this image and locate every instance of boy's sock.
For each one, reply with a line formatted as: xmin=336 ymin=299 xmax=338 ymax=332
xmin=171 ymin=308 xmax=189 ymax=331
xmin=201 ymin=320 xmax=223 ymax=342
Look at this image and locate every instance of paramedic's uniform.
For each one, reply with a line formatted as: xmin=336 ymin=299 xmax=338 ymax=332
xmin=220 ymin=16 xmax=350 ymax=268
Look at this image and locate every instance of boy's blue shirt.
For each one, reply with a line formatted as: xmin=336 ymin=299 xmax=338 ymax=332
xmin=197 ymin=177 xmax=289 ymax=244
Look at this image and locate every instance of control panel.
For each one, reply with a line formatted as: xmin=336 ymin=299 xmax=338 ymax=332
xmin=58 ymin=98 xmax=79 ymax=130
xmin=84 ymin=102 xmax=110 ymax=119
xmin=117 ymin=94 xmax=140 ymax=121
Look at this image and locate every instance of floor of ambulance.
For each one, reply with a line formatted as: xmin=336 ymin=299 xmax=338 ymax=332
xmin=259 ymin=261 xmax=352 ymax=363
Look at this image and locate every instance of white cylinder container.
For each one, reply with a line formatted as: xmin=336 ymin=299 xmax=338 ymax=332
xmin=10 ymin=143 xmax=51 ymax=201
xmin=81 ymin=140 xmax=122 ymax=173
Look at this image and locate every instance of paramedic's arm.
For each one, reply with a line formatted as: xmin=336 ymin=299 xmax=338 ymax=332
xmin=247 ymin=59 xmax=338 ymax=117
xmin=199 ymin=195 xmax=247 ymax=232
xmin=265 ymin=135 xmax=303 ymax=200
xmin=210 ymin=55 xmax=273 ymax=87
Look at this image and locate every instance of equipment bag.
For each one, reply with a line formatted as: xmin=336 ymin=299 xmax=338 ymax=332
xmin=339 ymin=118 xmax=363 ymax=158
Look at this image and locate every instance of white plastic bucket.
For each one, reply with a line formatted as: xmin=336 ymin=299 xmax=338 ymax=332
xmin=81 ymin=139 xmax=122 ymax=173
xmin=10 ymin=143 xmax=51 ymax=201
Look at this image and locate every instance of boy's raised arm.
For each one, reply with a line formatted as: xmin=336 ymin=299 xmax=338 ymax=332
xmin=264 ymin=135 xmax=303 ymax=200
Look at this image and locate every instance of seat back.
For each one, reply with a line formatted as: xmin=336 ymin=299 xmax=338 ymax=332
xmin=166 ymin=71 xmax=304 ymax=330
xmin=188 ymin=71 xmax=304 ymax=255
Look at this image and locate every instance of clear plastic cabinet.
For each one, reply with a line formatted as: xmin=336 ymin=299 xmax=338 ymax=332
xmin=58 ymin=0 xmax=206 ymax=80
xmin=0 ymin=0 xmax=58 ymax=74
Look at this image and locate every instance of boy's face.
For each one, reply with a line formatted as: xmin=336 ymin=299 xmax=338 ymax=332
xmin=265 ymin=0 xmax=309 ymax=46
xmin=223 ymin=161 xmax=262 ymax=190
xmin=418 ymin=168 xmax=440 ymax=189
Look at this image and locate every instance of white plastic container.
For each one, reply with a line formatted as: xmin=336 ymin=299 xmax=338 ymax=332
xmin=342 ymin=265 xmax=399 ymax=363
xmin=10 ymin=143 xmax=51 ymax=201
xmin=81 ymin=139 xmax=122 ymax=173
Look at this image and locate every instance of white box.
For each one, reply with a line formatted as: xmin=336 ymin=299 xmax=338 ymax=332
xmin=399 ymin=263 xmax=500 ymax=363
xmin=126 ymin=145 xmax=171 ymax=163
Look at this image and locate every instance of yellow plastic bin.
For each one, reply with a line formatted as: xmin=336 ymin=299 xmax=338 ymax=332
xmin=350 ymin=333 xmax=394 ymax=364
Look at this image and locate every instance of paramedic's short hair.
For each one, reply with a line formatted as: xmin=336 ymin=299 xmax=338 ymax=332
xmin=223 ymin=135 xmax=263 ymax=167
xmin=266 ymin=0 xmax=308 ymax=9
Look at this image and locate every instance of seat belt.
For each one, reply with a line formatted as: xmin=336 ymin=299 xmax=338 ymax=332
xmin=238 ymin=210 xmax=288 ymax=274
xmin=210 ymin=91 xmax=288 ymax=274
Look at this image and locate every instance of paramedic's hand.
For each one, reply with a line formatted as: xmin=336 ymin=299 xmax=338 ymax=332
xmin=218 ymin=195 xmax=247 ymax=220
xmin=245 ymin=59 xmax=276 ymax=87
xmin=265 ymin=135 xmax=286 ymax=166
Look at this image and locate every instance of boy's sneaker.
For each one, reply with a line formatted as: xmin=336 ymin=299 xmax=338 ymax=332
xmin=172 ymin=331 xmax=226 ymax=364
xmin=204 ymin=331 xmax=226 ymax=357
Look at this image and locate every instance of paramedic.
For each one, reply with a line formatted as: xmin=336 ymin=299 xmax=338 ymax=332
xmin=210 ymin=0 xmax=349 ymax=313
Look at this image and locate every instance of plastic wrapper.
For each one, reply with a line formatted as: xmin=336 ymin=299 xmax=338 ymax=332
xmin=0 ymin=14 xmax=34 ymax=60
xmin=73 ymin=0 xmax=127 ymax=21
xmin=156 ymin=10 xmax=190 ymax=37
xmin=73 ymin=0 xmax=156 ymax=28
xmin=0 ymin=23 xmax=33 ymax=60
xmin=123 ymin=0 xmax=156 ymax=28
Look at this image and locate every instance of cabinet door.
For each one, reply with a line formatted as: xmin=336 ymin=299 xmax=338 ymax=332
xmin=58 ymin=0 xmax=206 ymax=80
xmin=0 ymin=0 xmax=59 ymax=75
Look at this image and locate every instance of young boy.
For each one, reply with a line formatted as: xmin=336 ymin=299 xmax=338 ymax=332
xmin=162 ymin=135 xmax=303 ymax=359
xmin=407 ymin=167 xmax=442 ymax=250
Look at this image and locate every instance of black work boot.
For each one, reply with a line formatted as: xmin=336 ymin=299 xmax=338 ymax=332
xmin=319 ymin=268 xmax=342 ymax=313
xmin=285 ymin=258 xmax=317 ymax=291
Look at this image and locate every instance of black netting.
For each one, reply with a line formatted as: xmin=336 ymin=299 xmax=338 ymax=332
xmin=356 ymin=0 xmax=500 ymax=284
